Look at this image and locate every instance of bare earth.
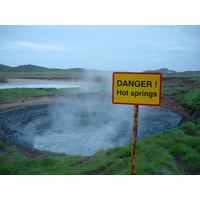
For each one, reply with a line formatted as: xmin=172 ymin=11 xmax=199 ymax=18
xmin=0 ymin=96 xmax=68 ymax=111
xmin=0 ymin=78 xmax=191 ymax=117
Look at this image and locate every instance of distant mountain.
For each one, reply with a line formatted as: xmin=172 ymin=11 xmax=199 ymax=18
xmin=0 ymin=64 xmax=99 ymax=73
xmin=0 ymin=64 xmax=15 ymax=72
xmin=0 ymin=64 xmax=50 ymax=72
xmin=143 ymin=68 xmax=177 ymax=74
xmin=0 ymin=64 xmax=71 ymax=72
xmin=14 ymin=64 xmax=50 ymax=72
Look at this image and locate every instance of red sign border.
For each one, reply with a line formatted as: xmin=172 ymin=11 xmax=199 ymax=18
xmin=112 ymin=72 xmax=162 ymax=106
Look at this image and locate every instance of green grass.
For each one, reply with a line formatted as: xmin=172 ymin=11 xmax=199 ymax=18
xmin=162 ymin=76 xmax=200 ymax=105
xmin=180 ymin=121 xmax=200 ymax=136
xmin=188 ymin=76 xmax=200 ymax=85
xmin=136 ymin=118 xmax=200 ymax=175
xmin=0 ymin=85 xmax=109 ymax=103
xmin=0 ymin=71 xmax=85 ymax=79
xmin=181 ymin=88 xmax=200 ymax=109
xmin=162 ymin=84 xmax=190 ymax=97
xmin=0 ymin=88 xmax=76 ymax=102
xmin=1 ymin=118 xmax=200 ymax=175
xmin=162 ymin=71 xmax=200 ymax=78
xmin=0 ymin=78 xmax=7 ymax=83
xmin=0 ymin=71 xmax=108 ymax=81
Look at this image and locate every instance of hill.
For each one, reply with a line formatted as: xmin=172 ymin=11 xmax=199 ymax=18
xmin=143 ymin=68 xmax=177 ymax=73
xmin=0 ymin=64 xmax=16 ymax=72
xmin=0 ymin=64 xmax=97 ymax=73
xmin=1 ymin=64 xmax=199 ymax=77
xmin=14 ymin=64 xmax=51 ymax=72
xmin=0 ymin=64 xmax=61 ymax=72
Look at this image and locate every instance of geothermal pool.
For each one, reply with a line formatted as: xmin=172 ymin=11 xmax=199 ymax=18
xmin=0 ymin=96 xmax=181 ymax=156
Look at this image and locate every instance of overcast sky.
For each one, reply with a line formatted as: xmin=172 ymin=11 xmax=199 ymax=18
xmin=0 ymin=25 xmax=200 ymax=72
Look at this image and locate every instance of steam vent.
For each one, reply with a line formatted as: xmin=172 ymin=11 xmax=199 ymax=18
xmin=0 ymin=96 xmax=181 ymax=156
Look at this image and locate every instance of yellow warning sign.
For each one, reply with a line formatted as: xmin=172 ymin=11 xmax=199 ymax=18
xmin=112 ymin=72 xmax=162 ymax=106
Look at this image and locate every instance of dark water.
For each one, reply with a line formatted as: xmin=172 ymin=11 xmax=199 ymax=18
xmin=0 ymin=96 xmax=181 ymax=156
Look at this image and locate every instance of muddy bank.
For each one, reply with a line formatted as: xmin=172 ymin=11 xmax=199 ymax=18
xmin=0 ymin=96 xmax=67 ymax=111
xmin=0 ymin=96 xmax=181 ymax=156
xmin=160 ymin=97 xmax=190 ymax=120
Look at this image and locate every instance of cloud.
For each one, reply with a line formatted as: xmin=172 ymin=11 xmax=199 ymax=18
xmin=163 ymin=46 xmax=195 ymax=51
xmin=152 ymin=40 xmax=196 ymax=52
xmin=7 ymin=42 xmax=73 ymax=51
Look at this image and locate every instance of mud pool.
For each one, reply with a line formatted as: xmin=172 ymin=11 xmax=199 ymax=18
xmin=0 ymin=96 xmax=182 ymax=156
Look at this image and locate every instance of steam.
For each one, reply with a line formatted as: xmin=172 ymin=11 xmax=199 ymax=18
xmin=32 ymin=97 xmax=133 ymax=156
xmin=0 ymin=71 xmax=181 ymax=156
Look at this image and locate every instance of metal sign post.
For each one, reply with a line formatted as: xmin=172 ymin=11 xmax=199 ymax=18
xmin=131 ymin=105 xmax=139 ymax=175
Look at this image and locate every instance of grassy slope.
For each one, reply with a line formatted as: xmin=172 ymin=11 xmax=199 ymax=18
xmin=0 ymin=88 xmax=79 ymax=102
xmin=0 ymin=71 xmax=85 ymax=79
xmin=0 ymin=75 xmax=200 ymax=175
xmin=1 ymin=119 xmax=199 ymax=175
xmin=0 ymin=86 xmax=109 ymax=104
xmin=0 ymin=69 xmax=108 ymax=81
